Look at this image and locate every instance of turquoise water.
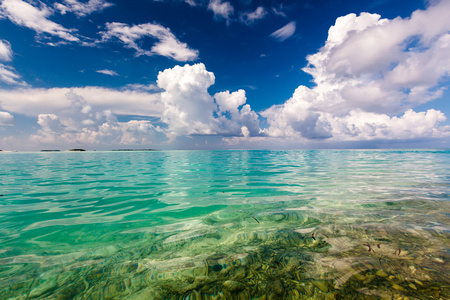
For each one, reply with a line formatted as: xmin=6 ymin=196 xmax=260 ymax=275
xmin=0 ymin=150 xmax=449 ymax=299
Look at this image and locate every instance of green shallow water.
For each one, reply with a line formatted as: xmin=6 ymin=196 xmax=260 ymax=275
xmin=0 ymin=150 xmax=449 ymax=299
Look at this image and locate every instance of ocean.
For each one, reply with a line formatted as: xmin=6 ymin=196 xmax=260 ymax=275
xmin=0 ymin=150 xmax=449 ymax=299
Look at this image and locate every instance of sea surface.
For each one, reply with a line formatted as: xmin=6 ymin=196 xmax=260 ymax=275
xmin=0 ymin=150 xmax=449 ymax=299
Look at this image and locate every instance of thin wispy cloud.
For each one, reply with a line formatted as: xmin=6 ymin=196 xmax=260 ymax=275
xmin=0 ymin=87 xmax=164 ymax=117
xmin=124 ymin=83 xmax=163 ymax=93
xmin=184 ymin=0 xmax=197 ymax=6
xmin=96 ymin=69 xmax=118 ymax=76
xmin=270 ymin=21 xmax=296 ymax=42
xmin=55 ymin=0 xmax=113 ymax=17
xmin=272 ymin=6 xmax=287 ymax=18
xmin=0 ymin=63 xmax=25 ymax=85
xmin=0 ymin=39 xmax=26 ymax=86
xmin=0 ymin=39 xmax=13 ymax=62
xmin=0 ymin=0 xmax=80 ymax=43
xmin=100 ymin=22 xmax=199 ymax=61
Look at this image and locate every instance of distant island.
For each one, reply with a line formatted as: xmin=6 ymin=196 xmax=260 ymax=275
xmin=111 ymin=149 xmax=156 ymax=151
xmin=40 ymin=150 xmax=61 ymax=152
xmin=69 ymin=149 xmax=86 ymax=151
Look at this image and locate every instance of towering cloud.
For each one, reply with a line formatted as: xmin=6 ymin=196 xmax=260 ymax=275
xmin=157 ymin=63 xmax=218 ymax=136
xmin=157 ymin=63 xmax=260 ymax=139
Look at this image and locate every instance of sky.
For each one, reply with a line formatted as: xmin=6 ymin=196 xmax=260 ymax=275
xmin=0 ymin=0 xmax=449 ymax=150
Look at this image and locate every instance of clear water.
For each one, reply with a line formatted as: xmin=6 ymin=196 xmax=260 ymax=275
xmin=0 ymin=150 xmax=449 ymax=299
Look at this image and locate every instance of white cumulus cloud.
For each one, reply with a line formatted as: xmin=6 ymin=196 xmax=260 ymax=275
xmin=157 ymin=63 xmax=260 ymax=139
xmin=262 ymin=0 xmax=450 ymax=142
xmin=157 ymin=63 xmax=218 ymax=136
xmin=0 ymin=63 xmax=260 ymax=147
xmin=214 ymin=89 xmax=260 ymax=136
xmin=0 ymin=111 xmax=14 ymax=125
xmin=240 ymin=6 xmax=267 ymax=24
xmin=208 ymin=0 xmax=234 ymax=21
xmin=269 ymin=21 xmax=296 ymax=42
xmin=100 ymin=22 xmax=199 ymax=61
xmin=0 ymin=0 xmax=80 ymax=43
xmin=329 ymin=109 xmax=449 ymax=140
xmin=30 ymin=90 xmax=159 ymax=146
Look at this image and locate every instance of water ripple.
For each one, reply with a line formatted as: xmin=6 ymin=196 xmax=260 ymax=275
xmin=0 ymin=150 xmax=449 ymax=298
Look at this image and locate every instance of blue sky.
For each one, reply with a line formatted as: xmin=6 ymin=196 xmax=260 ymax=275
xmin=0 ymin=0 xmax=449 ymax=150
